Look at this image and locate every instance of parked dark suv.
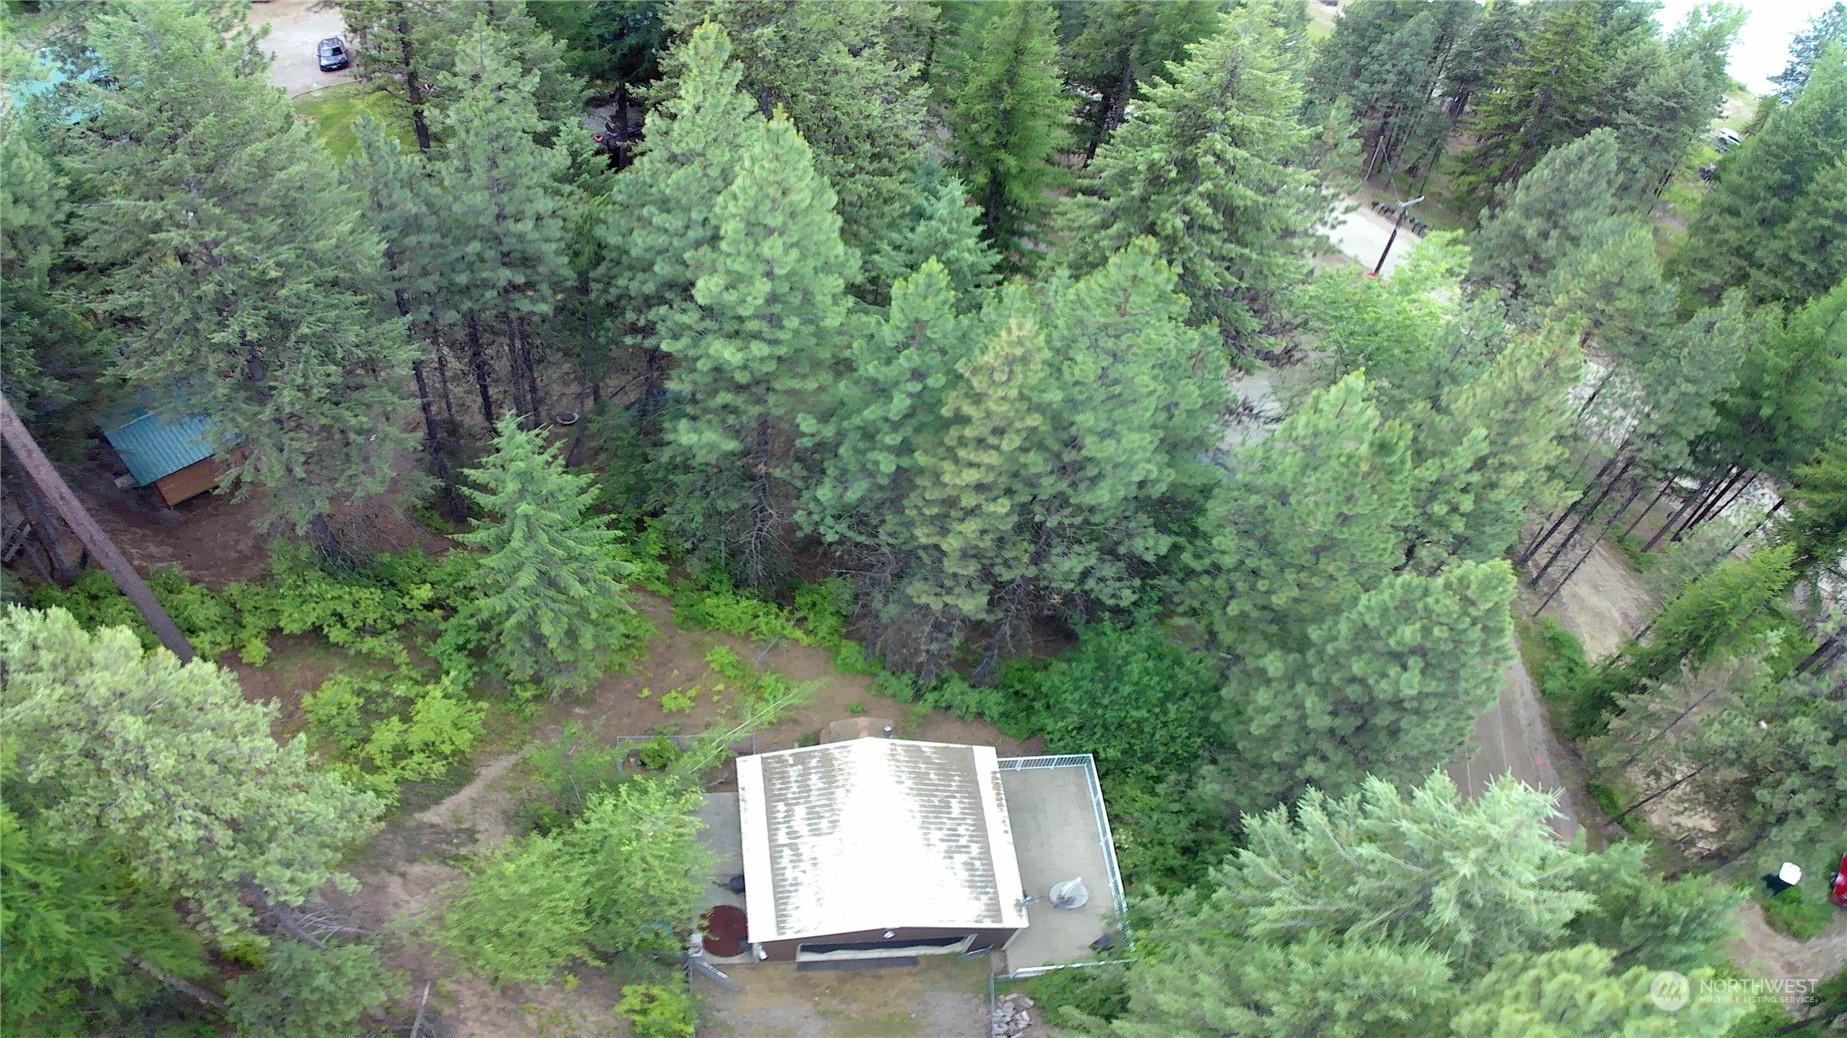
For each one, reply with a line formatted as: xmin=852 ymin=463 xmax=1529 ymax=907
xmin=317 ymin=37 xmax=350 ymax=73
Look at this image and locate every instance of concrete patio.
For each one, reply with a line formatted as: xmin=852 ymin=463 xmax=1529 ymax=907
xmin=994 ymin=757 xmax=1127 ymax=976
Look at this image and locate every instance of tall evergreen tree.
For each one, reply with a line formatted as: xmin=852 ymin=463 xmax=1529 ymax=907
xmin=0 ymin=112 xmax=103 ymax=427
xmin=658 ymin=0 xmax=926 ymax=259
xmin=891 ymin=242 xmax=1225 ymax=677
xmin=1468 ymin=129 xmax=1629 ymax=307
xmin=1449 ymin=1 xmax=1655 ymax=214
xmin=1211 ymin=560 xmax=1516 ymax=815
xmin=1452 ymin=944 xmax=1740 ymax=1037
xmin=1189 ymin=373 xmax=1410 ymax=657
xmin=61 ymin=5 xmax=418 ymax=544
xmin=1671 ymin=45 xmax=1847 ymax=309
xmin=660 ymin=114 xmax=853 ymax=588
xmin=1214 ymin=773 xmax=1590 ymax=977
xmin=800 ymin=260 xmax=971 ymax=661
xmin=1063 ymin=0 xmax=1220 ymax=160
xmin=0 ymin=606 xmax=384 ymax=933
xmin=429 ymin=21 xmax=575 ymax=426
xmin=1307 ymin=0 xmax=1480 ymax=186
xmin=1769 ymin=1 xmax=1847 ymax=103
xmin=1065 ymin=9 xmax=1325 ymax=355
xmin=1607 ymin=7 xmax=1741 ymax=201
xmin=0 ymin=798 xmax=210 ymax=1033
xmin=864 ymin=164 xmax=1003 ymax=305
xmin=594 ymin=23 xmax=760 ymax=425
xmin=946 ymin=0 xmax=1071 ymax=266
xmin=452 ymin=415 xmax=652 ymax=695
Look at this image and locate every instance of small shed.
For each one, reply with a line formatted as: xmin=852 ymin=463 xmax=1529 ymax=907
xmin=98 ymin=391 xmax=241 ymax=507
xmin=736 ymin=739 xmax=1029 ymax=964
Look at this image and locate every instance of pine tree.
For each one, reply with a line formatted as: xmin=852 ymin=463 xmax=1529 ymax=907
xmin=1780 ymin=435 xmax=1847 ymax=576
xmin=1 ymin=112 xmax=105 ymax=426
xmin=1754 ymin=152 xmax=1847 ymax=307
xmin=946 ymin=0 xmax=1070 ymax=266
xmin=1213 ymin=560 xmax=1516 ymax=814
xmin=428 ymin=21 xmax=575 ymax=425
xmin=888 ymin=241 xmax=1225 ymax=677
xmin=658 ymin=0 xmax=926 ymax=259
xmin=64 ymin=5 xmax=419 ymax=542
xmin=224 ymin=941 xmax=400 ymax=1038
xmin=1301 ymin=232 xmax=1512 ymax=414
xmin=1468 ymin=129 xmax=1629 ymax=306
xmin=660 ymin=113 xmax=853 ymax=588
xmin=1671 ymin=44 xmax=1847 ymax=309
xmin=594 ymin=23 xmax=760 ymax=419
xmin=1215 ymin=773 xmax=1590 ymax=978
xmin=0 ymin=606 xmax=384 ymax=933
xmin=0 ymin=799 xmax=210 ymax=1032
xmin=453 ymin=415 xmax=652 ymax=694
xmin=800 ymin=260 xmax=971 ymax=657
xmin=1608 ymin=8 xmax=1741 ymax=201
xmin=896 ymin=303 xmax=1052 ymax=676
xmin=1769 ymin=2 xmax=1847 ymax=102
xmin=864 ymin=164 xmax=1002 ymax=305
xmin=1566 ymin=842 xmax=1742 ymax=973
xmin=1452 ymin=944 xmax=1740 ymax=1037
xmin=1109 ymin=932 xmax=1455 ymax=1038
xmin=1063 ymin=0 xmax=1220 ymax=160
xmin=1405 ymin=330 xmax=1581 ymax=569
xmin=1449 ymin=2 xmax=1655 ymax=214
xmin=1188 ymin=373 xmax=1410 ymax=657
xmin=1307 ymin=0 xmax=1479 ymax=186
xmin=1065 ymin=9 xmax=1324 ymax=355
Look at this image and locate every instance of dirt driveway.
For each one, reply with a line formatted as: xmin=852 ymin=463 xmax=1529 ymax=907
xmin=694 ymin=957 xmax=991 ymax=1038
xmin=247 ymin=0 xmax=355 ymax=97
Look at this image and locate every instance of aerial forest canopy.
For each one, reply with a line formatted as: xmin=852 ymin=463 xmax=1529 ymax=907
xmin=2 ymin=0 xmax=1844 ymax=1035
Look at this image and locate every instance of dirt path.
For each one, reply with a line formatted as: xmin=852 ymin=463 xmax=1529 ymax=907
xmin=1447 ymin=641 xmax=1584 ymax=842
xmin=1534 ymin=540 xmax=1657 ymax=660
xmin=1726 ymin=901 xmax=1847 ymax=988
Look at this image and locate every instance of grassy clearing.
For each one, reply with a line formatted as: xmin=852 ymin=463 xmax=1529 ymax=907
xmin=292 ymin=82 xmax=414 ymax=163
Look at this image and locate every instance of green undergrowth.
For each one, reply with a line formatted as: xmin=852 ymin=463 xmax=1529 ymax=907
xmin=666 ymin=567 xmax=878 ymax=676
xmin=1758 ymin=886 xmax=1836 ymax=940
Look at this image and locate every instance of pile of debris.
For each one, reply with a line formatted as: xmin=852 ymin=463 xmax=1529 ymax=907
xmin=991 ymin=991 xmax=1037 ymax=1037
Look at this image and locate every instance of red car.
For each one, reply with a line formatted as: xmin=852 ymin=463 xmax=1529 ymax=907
xmin=1833 ymin=850 xmax=1847 ymax=908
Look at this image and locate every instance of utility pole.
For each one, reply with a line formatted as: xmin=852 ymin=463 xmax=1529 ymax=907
xmin=0 ymin=394 xmax=195 ymax=661
xmin=1372 ymin=195 xmax=1424 ymax=277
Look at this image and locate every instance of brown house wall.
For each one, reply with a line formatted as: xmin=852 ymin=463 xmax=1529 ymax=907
xmin=757 ymin=925 xmax=1018 ymax=962
xmin=153 ymin=451 xmax=240 ymax=507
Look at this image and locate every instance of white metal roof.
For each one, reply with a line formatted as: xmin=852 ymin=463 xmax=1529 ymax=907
xmin=736 ymin=739 xmax=1028 ymax=944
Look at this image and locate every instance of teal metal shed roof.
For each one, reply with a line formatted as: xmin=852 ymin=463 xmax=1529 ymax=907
xmin=97 ymin=391 xmax=233 ymax=487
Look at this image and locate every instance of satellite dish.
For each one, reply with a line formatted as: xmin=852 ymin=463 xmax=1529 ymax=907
xmin=1048 ymin=877 xmax=1089 ymax=910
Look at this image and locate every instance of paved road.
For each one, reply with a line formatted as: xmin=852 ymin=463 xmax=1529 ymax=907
xmin=1326 ymin=203 xmax=1422 ymax=278
xmin=1447 ymin=639 xmax=1582 ymax=841
xmin=247 ymin=0 xmax=353 ymax=97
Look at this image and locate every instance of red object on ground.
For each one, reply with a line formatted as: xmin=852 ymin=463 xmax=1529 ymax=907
xmin=700 ymin=904 xmax=749 ymax=957
xmin=1831 ymin=851 xmax=1847 ymax=908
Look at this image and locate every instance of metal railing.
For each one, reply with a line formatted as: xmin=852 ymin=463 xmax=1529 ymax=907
xmin=996 ymin=754 xmax=1129 ymax=922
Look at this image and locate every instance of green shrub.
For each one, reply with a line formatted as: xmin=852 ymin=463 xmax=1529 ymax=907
xmin=224 ymin=940 xmax=400 ymax=1038
xmin=1760 ymin=886 xmax=1834 ymax=940
xmin=616 ymin=981 xmax=696 ymax=1038
xmin=1021 ymin=963 xmax=1131 ymax=1025
xmin=302 ymin=671 xmax=487 ymax=802
xmin=521 ymin=723 xmax=626 ymax=829
xmin=635 ymin=736 xmax=682 ymax=771
xmin=670 ymin=575 xmax=802 ymax=644
xmin=30 ymin=565 xmax=240 ymax=658
xmin=1532 ymin=618 xmax=1590 ymax=700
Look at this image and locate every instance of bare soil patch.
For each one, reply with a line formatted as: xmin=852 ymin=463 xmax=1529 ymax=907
xmin=694 ymin=957 xmax=991 ymax=1038
xmin=1534 ymin=540 xmax=1657 ymax=660
xmin=316 ymin=592 xmax=1026 ymax=1038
